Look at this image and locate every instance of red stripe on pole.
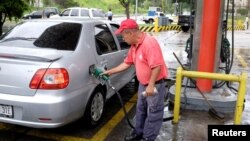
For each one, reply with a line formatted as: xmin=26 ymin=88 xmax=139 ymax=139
xmin=197 ymin=0 xmax=221 ymax=92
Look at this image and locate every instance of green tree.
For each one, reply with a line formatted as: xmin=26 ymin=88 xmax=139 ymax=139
xmin=119 ymin=0 xmax=131 ymax=19
xmin=54 ymin=0 xmax=79 ymax=8
xmin=43 ymin=0 xmax=53 ymax=6
xmin=0 ymin=0 xmax=31 ymax=35
xmin=237 ymin=9 xmax=248 ymax=16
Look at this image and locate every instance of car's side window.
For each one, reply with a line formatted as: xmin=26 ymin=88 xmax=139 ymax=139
xmin=110 ymin=24 xmax=130 ymax=50
xmin=35 ymin=11 xmax=42 ymax=16
xmin=95 ymin=24 xmax=118 ymax=55
xmin=81 ymin=9 xmax=89 ymax=17
xmin=92 ymin=9 xmax=104 ymax=18
xmin=70 ymin=9 xmax=79 ymax=16
xmin=62 ymin=9 xmax=70 ymax=16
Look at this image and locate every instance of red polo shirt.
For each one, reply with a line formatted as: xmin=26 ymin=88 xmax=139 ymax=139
xmin=124 ymin=33 xmax=168 ymax=85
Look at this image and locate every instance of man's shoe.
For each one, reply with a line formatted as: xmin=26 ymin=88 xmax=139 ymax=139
xmin=124 ymin=133 xmax=142 ymax=141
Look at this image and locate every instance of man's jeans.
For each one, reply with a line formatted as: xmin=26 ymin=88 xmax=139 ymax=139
xmin=133 ymin=81 xmax=166 ymax=140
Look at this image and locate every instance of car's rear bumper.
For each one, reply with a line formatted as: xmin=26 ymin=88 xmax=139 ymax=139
xmin=0 ymin=89 xmax=89 ymax=128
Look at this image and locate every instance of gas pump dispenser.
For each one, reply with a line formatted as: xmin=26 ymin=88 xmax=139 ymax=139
xmin=169 ymin=0 xmax=240 ymax=117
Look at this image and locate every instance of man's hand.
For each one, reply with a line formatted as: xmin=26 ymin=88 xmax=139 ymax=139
xmin=101 ymin=63 xmax=131 ymax=76
xmin=100 ymin=70 xmax=113 ymax=76
xmin=144 ymin=85 xmax=156 ymax=96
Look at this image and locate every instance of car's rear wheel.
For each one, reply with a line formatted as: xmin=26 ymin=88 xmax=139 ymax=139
xmin=85 ymin=89 xmax=105 ymax=126
xmin=149 ymin=19 xmax=154 ymax=24
xmin=181 ymin=26 xmax=190 ymax=32
xmin=48 ymin=12 xmax=55 ymax=18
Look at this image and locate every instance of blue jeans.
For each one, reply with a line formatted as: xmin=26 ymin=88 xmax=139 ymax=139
xmin=133 ymin=81 xmax=166 ymax=140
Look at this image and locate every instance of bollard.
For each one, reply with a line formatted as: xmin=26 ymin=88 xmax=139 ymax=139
xmin=154 ymin=17 xmax=159 ymax=32
xmin=173 ymin=67 xmax=247 ymax=124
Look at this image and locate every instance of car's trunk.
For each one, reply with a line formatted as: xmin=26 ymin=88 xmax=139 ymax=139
xmin=0 ymin=47 xmax=65 ymax=96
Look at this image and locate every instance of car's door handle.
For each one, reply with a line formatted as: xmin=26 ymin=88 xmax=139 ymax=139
xmin=104 ymin=65 xmax=107 ymax=70
xmin=100 ymin=60 xmax=108 ymax=65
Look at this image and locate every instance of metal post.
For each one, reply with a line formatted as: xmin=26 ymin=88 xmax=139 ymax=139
xmin=135 ymin=0 xmax=138 ymax=21
xmin=197 ymin=0 xmax=221 ymax=92
xmin=173 ymin=67 xmax=182 ymax=123
xmin=175 ymin=0 xmax=179 ymax=16
xmin=234 ymin=72 xmax=247 ymax=124
xmin=162 ymin=0 xmax=164 ymax=12
xmin=173 ymin=68 xmax=247 ymax=124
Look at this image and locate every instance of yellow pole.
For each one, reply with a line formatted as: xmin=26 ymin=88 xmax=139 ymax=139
xmin=173 ymin=67 xmax=182 ymax=123
xmin=154 ymin=17 xmax=159 ymax=32
xmin=182 ymin=70 xmax=241 ymax=82
xmin=234 ymin=72 xmax=247 ymax=124
xmin=172 ymin=68 xmax=247 ymax=124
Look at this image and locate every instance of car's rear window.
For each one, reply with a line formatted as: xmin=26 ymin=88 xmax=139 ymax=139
xmin=0 ymin=21 xmax=82 ymax=51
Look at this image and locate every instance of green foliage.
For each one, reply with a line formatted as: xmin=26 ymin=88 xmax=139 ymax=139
xmin=172 ymin=0 xmax=190 ymax=3
xmin=143 ymin=0 xmax=151 ymax=9
xmin=237 ymin=9 xmax=248 ymax=16
xmin=0 ymin=0 xmax=30 ymax=21
xmin=54 ymin=0 xmax=79 ymax=8
xmin=74 ymin=0 xmax=125 ymax=13
xmin=0 ymin=0 xmax=30 ymax=35
xmin=43 ymin=0 xmax=53 ymax=6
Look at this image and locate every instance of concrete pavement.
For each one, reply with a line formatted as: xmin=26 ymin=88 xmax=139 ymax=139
xmin=154 ymin=29 xmax=250 ymax=141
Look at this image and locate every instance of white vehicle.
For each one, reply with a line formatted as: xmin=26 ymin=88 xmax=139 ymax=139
xmin=142 ymin=11 xmax=173 ymax=24
xmin=50 ymin=7 xmax=105 ymax=19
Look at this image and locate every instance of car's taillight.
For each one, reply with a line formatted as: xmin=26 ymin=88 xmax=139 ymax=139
xmin=30 ymin=68 xmax=69 ymax=89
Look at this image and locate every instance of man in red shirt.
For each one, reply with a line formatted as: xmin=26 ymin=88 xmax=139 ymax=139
xmin=103 ymin=19 xmax=168 ymax=141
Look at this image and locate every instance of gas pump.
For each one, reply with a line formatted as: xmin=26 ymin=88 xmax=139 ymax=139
xmin=169 ymin=0 xmax=240 ymax=118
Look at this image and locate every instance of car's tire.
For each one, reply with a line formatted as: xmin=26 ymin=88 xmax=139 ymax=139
xmin=149 ymin=19 xmax=154 ymax=24
xmin=168 ymin=19 xmax=173 ymax=24
xmin=48 ymin=12 xmax=55 ymax=18
xmin=84 ymin=88 xmax=105 ymax=127
xmin=181 ymin=26 xmax=190 ymax=32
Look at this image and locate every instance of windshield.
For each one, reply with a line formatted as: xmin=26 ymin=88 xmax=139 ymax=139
xmin=0 ymin=21 xmax=82 ymax=50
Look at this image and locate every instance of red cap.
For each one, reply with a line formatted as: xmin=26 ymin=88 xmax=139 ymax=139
xmin=115 ymin=19 xmax=138 ymax=34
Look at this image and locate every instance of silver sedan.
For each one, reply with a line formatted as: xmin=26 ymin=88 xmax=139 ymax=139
xmin=0 ymin=18 xmax=135 ymax=128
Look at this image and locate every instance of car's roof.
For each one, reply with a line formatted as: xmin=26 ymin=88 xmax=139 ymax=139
xmin=66 ymin=7 xmax=89 ymax=10
xmin=25 ymin=17 xmax=118 ymax=25
xmin=44 ymin=7 xmax=58 ymax=9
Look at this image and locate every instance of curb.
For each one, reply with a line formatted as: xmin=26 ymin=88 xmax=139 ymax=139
xmin=139 ymin=25 xmax=246 ymax=32
xmin=227 ymin=25 xmax=245 ymax=30
xmin=139 ymin=25 xmax=181 ymax=32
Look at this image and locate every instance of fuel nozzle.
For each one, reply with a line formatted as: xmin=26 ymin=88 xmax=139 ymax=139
xmin=89 ymin=64 xmax=109 ymax=84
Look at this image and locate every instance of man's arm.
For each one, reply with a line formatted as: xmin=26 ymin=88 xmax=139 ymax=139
xmin=103 ymin=62 xmax=131 ymax=76
xmin=145 ymin=66 xmax=161 ymax=96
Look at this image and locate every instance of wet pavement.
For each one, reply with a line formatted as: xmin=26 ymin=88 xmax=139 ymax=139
xmin=154 ymin=29 xmax=250 ymax=141
xmin=102 ymin=29 xmax=250 ymax=141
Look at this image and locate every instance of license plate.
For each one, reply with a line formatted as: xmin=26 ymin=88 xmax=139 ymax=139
xmin=0 ymin=104 xmax=13 ymax=118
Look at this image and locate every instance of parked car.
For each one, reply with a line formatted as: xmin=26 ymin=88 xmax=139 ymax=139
xmin=0 ymin=18 xmax=135 ymax=128
xmin=22 ymin=10 xmax=43 ymax=19
xmin=43 ymin=7 xmax=60 ymax=18
xmin=22 ymin=7 xmax=59 ymax=19
xmin=177 ymin=10 xmax=195 ymax=32
xmin=142 ymin=11 xmax=173 ymax=24
xmin=51 ymin=7 xmax=105 ymax=19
